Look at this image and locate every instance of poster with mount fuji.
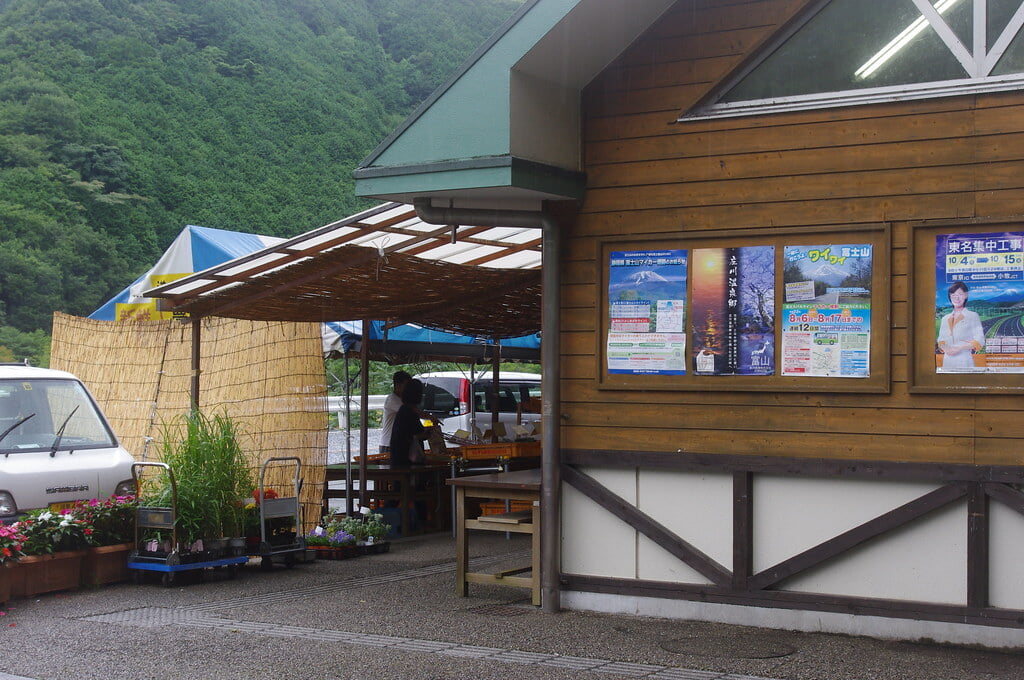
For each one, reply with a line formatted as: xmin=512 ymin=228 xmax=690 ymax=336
xmin=781 ymin=244 xmax=872 ymax=377
xmin=607 ymin=249 xmax=688 ymax=375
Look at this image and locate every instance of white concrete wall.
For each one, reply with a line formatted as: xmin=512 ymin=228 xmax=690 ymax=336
xmin=636 ymin=470 xmax=732 ymax=584
xmin=990 ymin=500 xmax=1024 ymax=610
xmin=561 ymin=467 xmax=636 ymax=578
xmin=561 ymin=468 xmax=1019 ymax=645
xmin=753 ymin=476 xmax=966 ymax=603
xmin=562 ymin=590 xmax=1024 ymax=649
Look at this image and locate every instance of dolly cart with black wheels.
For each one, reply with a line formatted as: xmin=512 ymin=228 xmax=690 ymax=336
xmin=127 ymin=461 xmax=248 ymax=586
xmin=253 ymin=456 xmax=306 ymax=570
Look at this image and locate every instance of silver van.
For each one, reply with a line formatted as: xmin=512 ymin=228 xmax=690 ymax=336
xmin=416 ymin=371 xmax=541 ymax=438
xmin=0 ymin=364 xmax=135 ymax=522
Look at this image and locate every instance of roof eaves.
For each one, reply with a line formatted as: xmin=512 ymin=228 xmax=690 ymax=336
xmin=356 ymin=0 xmax=543 ymax=170
xmin=353 ymin=155 xmax=586 ymax=201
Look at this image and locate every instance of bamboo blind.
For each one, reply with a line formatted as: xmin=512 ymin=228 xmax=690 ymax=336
xmin=50 ymin=312 xmax=328 ymax=529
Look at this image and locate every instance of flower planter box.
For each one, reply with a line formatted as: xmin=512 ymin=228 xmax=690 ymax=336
xmin=81 ymin=543 xmax=134 ymax=587
xmin=0 ymin=563 xmax=12 ymax=605
xmin=7 ymin=550 xmax=87 ymax=599
xmin=357 ymin=541 xmax=390 ymax=556
xmin=311 ymin=543 xmax=387 ymax=559
xmin=309 ymin=545 xmax=336 ymax=559
xmin=310 ymin=545 xmax=353 ymax=560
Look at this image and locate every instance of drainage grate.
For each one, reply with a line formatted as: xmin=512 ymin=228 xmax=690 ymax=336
xmin=170 ymin=615 xmax=784 ymax=680
xmin=78 ymin=555 xmax=786 ymax=680
xmin=82 ymin=607 xmax=215 ymax=628
xmin=183 ymin=550 xmax=529 ymax=612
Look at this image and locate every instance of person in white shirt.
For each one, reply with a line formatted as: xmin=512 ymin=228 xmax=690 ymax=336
xmin=937 ymin=281 xmax=986 ymax=371
xmin=379 ymin=371 xmax=411 ymax=454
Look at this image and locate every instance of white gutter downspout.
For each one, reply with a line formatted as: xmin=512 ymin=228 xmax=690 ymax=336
xmin=414 ymin=197 xmax=561 ymax=613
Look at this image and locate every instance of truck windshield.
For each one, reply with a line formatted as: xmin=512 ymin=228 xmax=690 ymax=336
xmin=0 ymin=379 xmax=116 ymax=454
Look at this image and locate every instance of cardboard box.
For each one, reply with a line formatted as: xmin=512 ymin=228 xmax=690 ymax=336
xmin=457 ymin=440 xmax=541 ymax=460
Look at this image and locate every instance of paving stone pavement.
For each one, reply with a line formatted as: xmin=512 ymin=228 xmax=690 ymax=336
xmin=1 ymin=532 xmax=1023 ymax=680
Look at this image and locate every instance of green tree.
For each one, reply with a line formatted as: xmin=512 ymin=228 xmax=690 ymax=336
xmin=0 ymin=0 xmax=525 ymax=340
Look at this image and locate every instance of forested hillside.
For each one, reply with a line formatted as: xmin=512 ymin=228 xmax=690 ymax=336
xmin=0 ymin=0 xmax=522 ymax=362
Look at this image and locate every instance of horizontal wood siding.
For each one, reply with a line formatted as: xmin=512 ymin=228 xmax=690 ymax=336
xmin=568 ymin=0 xmax=1024 ymax=466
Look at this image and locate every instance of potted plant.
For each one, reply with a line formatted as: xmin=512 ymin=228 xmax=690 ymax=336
xmin=363 ymin=513 xmax=392 ymax=553
xmin=0 ymin=524 xmax=27 ymax=605
xmin=148 ymin=410 xmax=254 ymax=559
xmin=337 ymin=512 xmax=391 ymax=555
xmin=306 ymin=519 xmax=356 ymax=559
xmin=249 ymin=487 xmax=297 ymax=548
xmin=8 ymin=509 xmax=91 ymax=597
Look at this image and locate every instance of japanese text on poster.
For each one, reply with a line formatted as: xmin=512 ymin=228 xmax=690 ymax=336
xmin=781 ymin=245 xmax=872 ymax=378
xmin=607 ymin=250 xmax=687 ymax=375
xmin=691 ymin=247 xmax=775 ymax=375
xmin=935 ymin=232 xmax=1024 ymax=373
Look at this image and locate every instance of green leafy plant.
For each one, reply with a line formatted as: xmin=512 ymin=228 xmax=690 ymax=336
xmin=0 ymin=523 xmax=26 ymax=564
xmin=312 ymin=516 xmax=357 ymax=546
xmin=72 ymin=495 xmax=138 ymax=546
xmin=14 ymin=509 xmax=92 ymax=555
xmin=146 ymin=410 xmax=254 ymax=549
xmin=334 ymin=511 xmax=390 ymax=543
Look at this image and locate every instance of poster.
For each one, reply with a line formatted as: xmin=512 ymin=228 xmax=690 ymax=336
xmin=935 ymin=232 xmax=1024 ymax=373
xmin=607 ymin=249 xmax=687 ymax=375
xmin=690 ymin=247 xmax=775 ymax=375
xmin=115 ymin=272 xmax=190 ymax=320
xmin=781 ymin=245 xmax=872 ymax=377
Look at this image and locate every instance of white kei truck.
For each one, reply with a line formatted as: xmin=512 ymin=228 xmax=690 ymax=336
xmin=0 ymin=363 xmax=134 ymax=523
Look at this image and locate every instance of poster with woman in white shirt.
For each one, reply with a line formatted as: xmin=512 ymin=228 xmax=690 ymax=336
xmin=935 ymin=232 xmax=1024 ymax=373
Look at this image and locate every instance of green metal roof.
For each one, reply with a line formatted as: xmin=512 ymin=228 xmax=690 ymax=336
xmin=353 ymin=0 xmax=677 ymax=207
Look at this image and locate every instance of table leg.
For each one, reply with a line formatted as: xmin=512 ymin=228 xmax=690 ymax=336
xmin=401 ymin=474 xmax=411 ymax=537
xmin=531 ymin=499 xmax=541 ymax=606
xmin=456 ymin=487 xmax=468 ymax=597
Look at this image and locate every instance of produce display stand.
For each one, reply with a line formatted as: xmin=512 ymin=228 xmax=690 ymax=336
xmin=127 ymin=461 xmax=247 ymax=586
xmin=251 ymin=456 xmax=307 ymax=570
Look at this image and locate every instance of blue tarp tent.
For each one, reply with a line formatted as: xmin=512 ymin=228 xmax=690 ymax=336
xmin=92 ymin=223 xmax=540 ymax=361
xmin=90 ymin=225 xmax=284 ymax=322
xmin=322 ymin=321 xmax=540 ymax=362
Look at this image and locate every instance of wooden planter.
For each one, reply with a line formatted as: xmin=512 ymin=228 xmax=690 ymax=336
xmin=81 ymin=543 xmax=134 ymax=587
xmin=0 ymin=562 xmax=11 ymax=605
xmin=7 ymin=550 xmax=87 ymax=598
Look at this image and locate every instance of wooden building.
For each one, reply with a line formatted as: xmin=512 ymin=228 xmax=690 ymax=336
xmin=354 ymin=0 xmax=1024 ymax=646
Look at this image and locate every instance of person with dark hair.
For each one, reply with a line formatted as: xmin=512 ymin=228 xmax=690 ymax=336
xmin=379 ymin=370 xmax=412 ymax=455
xmin=389 ymin=378 xmax=427 ymax=467
xmin=937 ymin=281 xmax=985 ymax=370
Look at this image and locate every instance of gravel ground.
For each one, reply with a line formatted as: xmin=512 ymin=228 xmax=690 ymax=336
xmin=2 ymin=532 xmax=1024 ymax=680
xmin=327 ymin=428 xmax=384 ymax=465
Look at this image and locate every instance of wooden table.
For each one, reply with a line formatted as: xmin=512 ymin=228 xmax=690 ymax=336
xmin=447 ymin=468 xmax=541 ymax=606
xmin=324 ymin=463 xmax=449 ymax=537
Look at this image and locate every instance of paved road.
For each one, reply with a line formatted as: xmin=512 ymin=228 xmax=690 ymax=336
xmin=2 ymin=532 xmax=1023 ymax=680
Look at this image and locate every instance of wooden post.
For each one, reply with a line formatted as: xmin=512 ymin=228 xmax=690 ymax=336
xmin=490 ymin=346 xmax=500 ymax=442
xmin=733 ymin=471 xmax=753 ymax=590
xmin=344 ymin=355 xmax=353 ymax=515
xmin=359 ymin=319 xmax=370 ymax=509
xmin=967 ymin=482 xmax=989 ymax=608
xmin=190 ymin=318 xmax=201 ymax=411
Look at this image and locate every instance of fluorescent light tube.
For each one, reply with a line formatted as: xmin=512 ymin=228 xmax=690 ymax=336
xmin=856 ymin=0 xmax=963 ymax=79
